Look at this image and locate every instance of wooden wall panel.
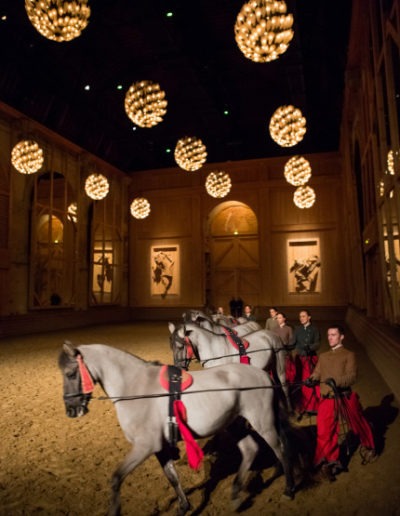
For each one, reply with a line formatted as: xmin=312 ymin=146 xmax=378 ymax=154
xmin=129 ymin=152 xmax=346 ymax=311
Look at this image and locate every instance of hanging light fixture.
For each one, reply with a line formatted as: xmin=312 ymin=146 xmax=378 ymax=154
xmin=124 ymin=80 xmax=167 ymax=128
xmin=84 ymin=173 xmax=109 ymax=200
xmin=11 ymin=140 xmax=44 ymax=174
xmin=284 ymin=156 xmax=312 ymax=186
xmin=25 ymin=0 xmax=91 ymax=42
xmin=174 ymin=136 xmax=207 ymax=171
xmin=234 ymin=0 xmax=294 ymax=63
xmin=293 ymin=186 xmax=316 ymax=209
xmin=205 ymin=171 xmax=232 ymax=198
xmin=130 ymin=197 xmax=151 ymax=219
xmin=269 ymin=105 xmax=307 ymax=147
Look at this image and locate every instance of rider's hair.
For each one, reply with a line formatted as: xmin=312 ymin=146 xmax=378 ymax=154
xmin=327 ymin=324 xmax=345 ymax=335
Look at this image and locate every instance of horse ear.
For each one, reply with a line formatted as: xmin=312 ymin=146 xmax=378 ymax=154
xmin=63 ymin=341 xmax=77 ymax=357
xmin=168 ymin=322 xmax=175 ymax=334
xmin=178 ymin=326 xmax=185 ymax=339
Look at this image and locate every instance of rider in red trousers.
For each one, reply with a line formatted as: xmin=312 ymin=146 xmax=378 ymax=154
xmin=306 ymin=324 xmax=376 ymax=481
xmin=293 ymin=309 xmax=321 ymax=416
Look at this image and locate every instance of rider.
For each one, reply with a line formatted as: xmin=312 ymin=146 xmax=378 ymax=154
xmin=305 ymin=324 xmax=376 ymax=481
xmin=243 ymin=304 xmax=257 ymax=322
xmin=293 ymin=309 xmax=320 ymax=417
xmin=272 ymin=311 xmax=296 ymax=385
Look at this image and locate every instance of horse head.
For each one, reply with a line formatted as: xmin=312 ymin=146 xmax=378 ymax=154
xmin=168 ymin=322 xmax=197 ymax=370
xmin=58 ymin=341 xmax=94 ymax=418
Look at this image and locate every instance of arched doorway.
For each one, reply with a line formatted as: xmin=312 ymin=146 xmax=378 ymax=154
xmin=206 ymin=201 xmax=259 ymax=313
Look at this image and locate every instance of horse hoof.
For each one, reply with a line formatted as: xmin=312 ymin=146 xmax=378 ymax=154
xmin=231 ymin=493 xmax=246 ymax=512
xmin=176 ymin=502 xmax=190 ymax=516
xmin=282 ymin=488 xmax=295 ymax=500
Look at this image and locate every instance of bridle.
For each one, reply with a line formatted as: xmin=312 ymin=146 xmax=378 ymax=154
xmin=171 ymin=330 xmax=199 ymax=370
xmin=173 ymin=325 xmax=286 ymax=369
xmin=63 ymin=353 xmax=95 ymax=415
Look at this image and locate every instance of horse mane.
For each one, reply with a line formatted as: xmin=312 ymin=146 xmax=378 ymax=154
xmin=63 ymin=342 xmax=164 ymax=368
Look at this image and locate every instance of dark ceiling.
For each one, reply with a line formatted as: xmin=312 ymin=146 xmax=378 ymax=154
xmin=0 ymin=0 xmax=352 ymax=174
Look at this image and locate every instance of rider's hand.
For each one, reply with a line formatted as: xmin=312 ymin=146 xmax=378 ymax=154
xmin=304 ymin=377 xmax=317 ymax=388
xmin=325 ymin=377 xmax=336 ymax=389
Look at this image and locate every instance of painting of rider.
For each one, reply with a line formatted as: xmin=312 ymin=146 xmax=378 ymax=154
xmin=151 ymin=245 xmax=180 ymax=298
xmin=287 ymin=239 xmax=321 ymax=293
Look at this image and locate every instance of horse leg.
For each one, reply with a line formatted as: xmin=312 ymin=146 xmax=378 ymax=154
xmin=259 ymin=426 xmax=295 ymax=499
xmin=156 ymin=447 xmax=190 ymax=516
xmin=231 ymin=434 xmax=259 ymax=509
xmin=245 ymin=407 xmax=295 ymax=500
xmin=275 ymin=353 xmax=293 ymax=413
xmin=108 ymin=445 xmax=153 ymax=516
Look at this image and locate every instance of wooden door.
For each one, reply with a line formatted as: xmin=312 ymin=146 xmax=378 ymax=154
xmin=210 ymin=235 xmax=260 ymax=311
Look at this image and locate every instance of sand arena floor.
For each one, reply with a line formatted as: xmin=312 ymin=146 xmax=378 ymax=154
xmin=0 ymin=321 xmax=399 ymax=516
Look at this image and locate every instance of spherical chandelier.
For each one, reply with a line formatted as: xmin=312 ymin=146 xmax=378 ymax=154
xmin=130 ymin=197 xmax=151 ymax=219
xmin=84 ymin=173 xmax=109 ymax=200
xmin=124 ymin=80 xmax=167 ymax=128
xmin=293 ymin=186 xmax=316 ymax=209
xmin=174 ymin=136 xmax=207 ymax=172
xmin=284 ymin=156 xmax=312 ymax=186
xmin=25 ymin=0 xmax=91 ymax=42
xmin=205 ymin=171 xmax=232 ymax=198
xmin=269 ymin=105 xmax=307 ymax=147
xmin=11 ymin=140 xmax=44 ymax=175
xmin=234 ymin=0 xmax=294 ymax=63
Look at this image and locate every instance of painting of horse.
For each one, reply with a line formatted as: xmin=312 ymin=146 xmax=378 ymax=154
xmin=59 ymin=342 xmax=295 ymax=515
xmin=170 ymin=320 xmax=291 ymax=411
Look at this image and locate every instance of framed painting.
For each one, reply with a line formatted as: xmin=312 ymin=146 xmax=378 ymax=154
xmin=287 ymin=239 xmax=321 ymax=293
xmin=150 ymin=245 xmax=180 ymax=298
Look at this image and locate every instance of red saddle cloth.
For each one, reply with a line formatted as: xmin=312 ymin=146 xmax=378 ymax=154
xmin=222 ymin=327 xmax=250 ymax=364
xmin=159 ymin=365 xmax=203 ymax=470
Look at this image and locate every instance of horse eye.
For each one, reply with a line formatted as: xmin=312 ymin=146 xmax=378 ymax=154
xmin=66 ymin=369 xmax=77 ymax=379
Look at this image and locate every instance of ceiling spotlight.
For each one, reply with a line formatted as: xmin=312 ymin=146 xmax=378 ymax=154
xmin=293 ymin=185 xmax=316 ymax=209
xmin=25 ymin=0 xmax=91 ymax=42
xmin=124 ymin=80 xmax=167 ymax=128
xmin=234 ymin=0 xmax=294 ymax=63
xmin=269 ymin=105 xmax=307 ymax=147
xmin=284 ymin=156 xmax=312 ymax=186
xmin=174 ymin=136 xmax=207 ymax=171
xmin=130 ymin=197 xmax=151 ymax=219
xmin=205 ymin=171 xmax=232 ymax=198
xmin=11 ymin=140 xmax=44 ymax=174
xmin=84 ymin=173 xmax=109 ymax=200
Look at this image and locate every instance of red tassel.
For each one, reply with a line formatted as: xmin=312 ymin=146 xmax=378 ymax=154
xmin=77 ymin=355 xmax=94 ymax=394
xmin=173 ymin=400 xmax=204 ymax=470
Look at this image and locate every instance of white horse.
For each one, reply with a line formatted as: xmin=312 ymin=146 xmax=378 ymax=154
xmin=185 ymin=309 xmax=261 ymax=335
xmin=178 ymin=313 xmax=292 ymax=411
xmin=59 ymin=342 xmax=295 ymax=515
